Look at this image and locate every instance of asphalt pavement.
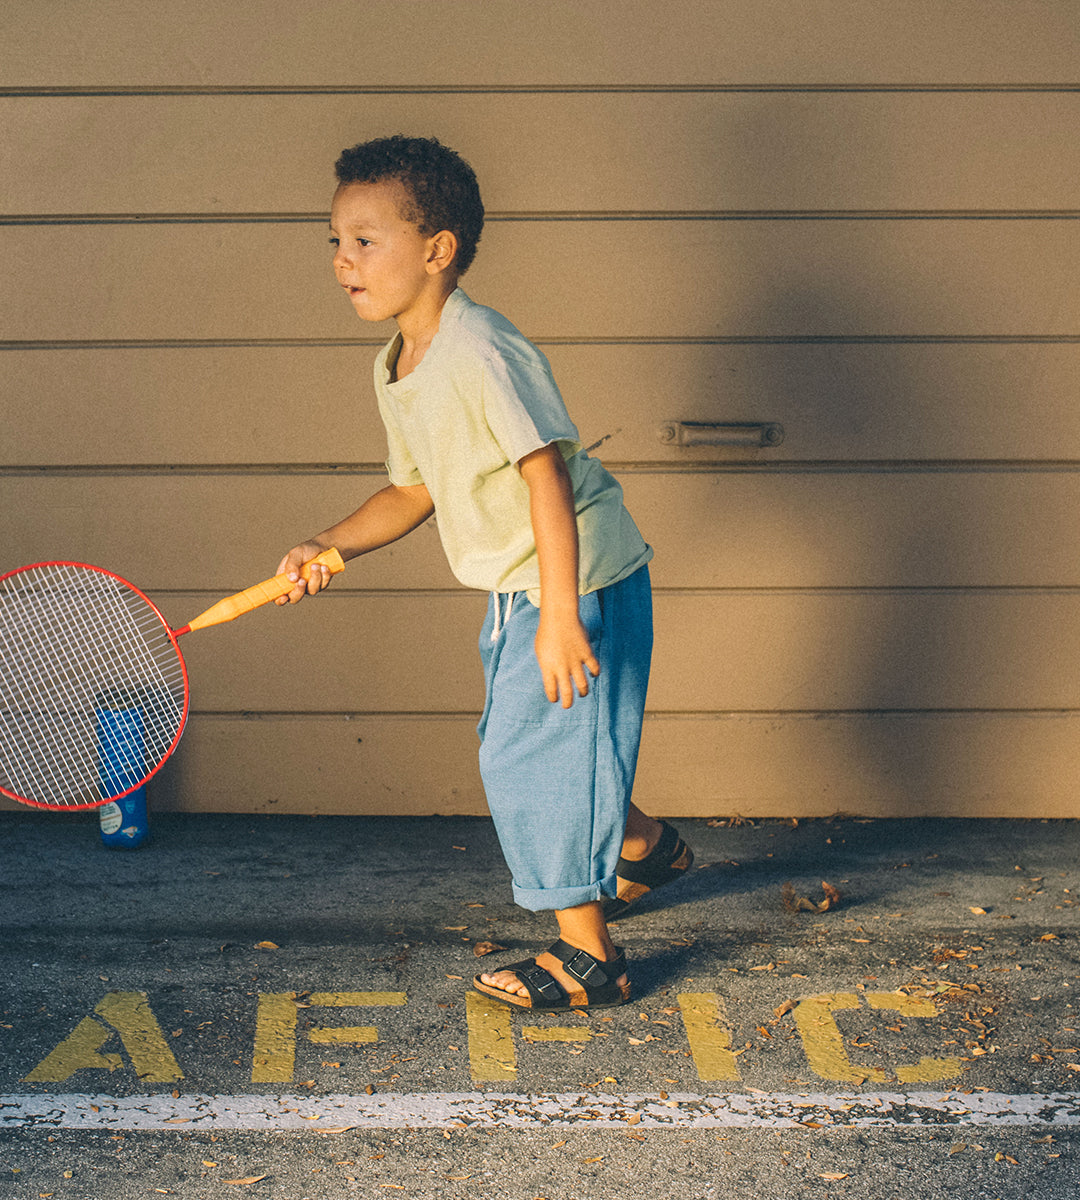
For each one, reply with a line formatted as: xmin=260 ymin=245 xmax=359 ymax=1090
xmin=3 ymin=809 xmax=1080 ymax=1199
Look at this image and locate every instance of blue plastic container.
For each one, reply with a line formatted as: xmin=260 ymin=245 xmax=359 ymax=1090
xmin=96 ymin=699 xmax=150 ymax=849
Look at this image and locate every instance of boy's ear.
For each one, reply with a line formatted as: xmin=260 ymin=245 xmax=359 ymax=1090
xmin=426 ymin=230 xmax=458 ymax=275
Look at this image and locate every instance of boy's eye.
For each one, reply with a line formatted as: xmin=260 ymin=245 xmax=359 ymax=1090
xmin=327 ymin=235 xmax=371 ymax=249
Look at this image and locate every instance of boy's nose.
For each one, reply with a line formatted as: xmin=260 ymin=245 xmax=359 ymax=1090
xmin=332 ymin=243 xmax=354 ymax=272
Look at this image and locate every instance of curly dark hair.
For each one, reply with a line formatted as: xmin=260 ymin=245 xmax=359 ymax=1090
xmin=334 ymin=135 xmax=484 ymax=274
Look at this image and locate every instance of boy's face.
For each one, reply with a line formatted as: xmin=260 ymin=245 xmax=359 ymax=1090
xmin=329 ymin=179 xmax=441 ymax=327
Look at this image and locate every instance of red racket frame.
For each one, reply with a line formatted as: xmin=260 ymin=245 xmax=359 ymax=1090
xmin=0 ymin=560 xmax=191 ymax=811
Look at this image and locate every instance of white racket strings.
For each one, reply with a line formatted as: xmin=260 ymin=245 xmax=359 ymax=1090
xmin=0 ymin=564 xmax=186 ymax=808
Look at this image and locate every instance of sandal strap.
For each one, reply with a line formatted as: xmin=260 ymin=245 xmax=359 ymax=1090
xmin=614 ymin=821 xmax=688 ymax=888
xmin=548 ymin=939 xmax=626 ymax=989
xmin=510 ymin=960 xmax=571 ymax=1005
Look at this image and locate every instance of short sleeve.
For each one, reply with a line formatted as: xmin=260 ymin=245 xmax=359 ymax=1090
xmin=480 ymin=349 xmax=582 ymax=466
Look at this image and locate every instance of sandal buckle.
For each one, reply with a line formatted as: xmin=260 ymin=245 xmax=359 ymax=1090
xmin=521 ymin=964 xmax=565 ymax=1002
xmin=563 ymin=949 xmax=608 ymax=987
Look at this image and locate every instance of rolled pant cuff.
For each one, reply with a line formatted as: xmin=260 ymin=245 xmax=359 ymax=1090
xmin=512 ymin=872 xmax=619 ymax=913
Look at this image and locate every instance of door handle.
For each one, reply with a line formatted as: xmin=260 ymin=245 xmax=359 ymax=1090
xmin=658 ymin=421 xmax=785 ymax=448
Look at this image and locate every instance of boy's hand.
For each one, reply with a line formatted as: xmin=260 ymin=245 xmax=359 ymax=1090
xmin=535 ymin=612 xmax=600 ymax=708
xmin=274 ymin=541 xmax=335 ymax=606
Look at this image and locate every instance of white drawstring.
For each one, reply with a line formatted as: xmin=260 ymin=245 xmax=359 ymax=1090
xmin=490 ymin=591 xmax=517 ymax=641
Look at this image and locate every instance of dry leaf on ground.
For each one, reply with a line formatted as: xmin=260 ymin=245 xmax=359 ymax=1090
xmin=782 ymin=881 xmax=842 ymax=913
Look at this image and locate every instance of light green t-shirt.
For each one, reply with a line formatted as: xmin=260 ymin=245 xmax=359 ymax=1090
xmin=374 ymin=288 xmax=652 ymax=599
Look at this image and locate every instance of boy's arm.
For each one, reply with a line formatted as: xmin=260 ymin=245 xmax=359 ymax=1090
xmin=517 ymin=443 xmax=600 ymax=708
xmin=275 ymin=482 xmax=434 ymax=604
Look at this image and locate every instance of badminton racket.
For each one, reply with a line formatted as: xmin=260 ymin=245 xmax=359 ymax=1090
xmin=0 ymin=547 xmax=344 ymax=811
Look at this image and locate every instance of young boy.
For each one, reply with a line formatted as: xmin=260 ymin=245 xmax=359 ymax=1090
xmin=276 ymin=135 xmax=693 ymax=1010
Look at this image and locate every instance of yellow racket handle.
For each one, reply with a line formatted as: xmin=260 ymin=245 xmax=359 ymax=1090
xmin=181 ymin=547 xmax=345 ymax=634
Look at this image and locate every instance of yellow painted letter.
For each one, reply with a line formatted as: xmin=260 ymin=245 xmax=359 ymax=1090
xmin=252 ymin=991 xmax=406 ymax=1082
xmin=865 ymin=992 xmax=964 ymax=1082
xmin=23 ymin=992 xmax=182 ymax=1084
xmin=793 ymin=993 xmax=887 ymax=1083
xmin=678 ymin=993 xmax=741 ymax=1081
xmin=466 ymin=992 xmax=517 ymax=1081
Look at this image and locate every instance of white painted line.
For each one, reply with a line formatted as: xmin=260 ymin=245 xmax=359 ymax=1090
xmin=3 ymin=1091 xmax=1080 ymax=1130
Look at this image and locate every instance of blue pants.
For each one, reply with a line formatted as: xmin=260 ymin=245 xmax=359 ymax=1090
xmin=477 ymin=566 xmax=653 ymax=911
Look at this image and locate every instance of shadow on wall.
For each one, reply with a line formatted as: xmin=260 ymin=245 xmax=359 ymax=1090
xmin=710 ymin=91 xmax=993 ymax=818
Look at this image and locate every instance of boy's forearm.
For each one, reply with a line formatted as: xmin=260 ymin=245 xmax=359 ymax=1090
xmin=519 ymin=446 xmax=580 ymax=612
xmin=276 ymin=481 xmax=433 ymax=605
xmin=519 ymin=444 xmax=599 ymax=706
xmin=313 ymin=482 xmax=434 ymax=561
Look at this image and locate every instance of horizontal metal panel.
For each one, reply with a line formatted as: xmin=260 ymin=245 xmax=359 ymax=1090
xmin=4 ymin=1 xmax=1078 ymax=86
xmin=634 ymin=710 xmax=1080 ymax=820
xmin=4 ymin=93 xmax=1080 ymax=213
xmin=18 ymin=588 xmax=1075 ymax=713
xmin=153 ymin=713 xmax=487 ymax=816
xmin=0 ymin=474 xmax=460 ymax=591
xmin=649 ymin=590 xmax=1080 ymax=712
xmin=4 ymin=709 xmax=1076 ymax=819
xmin=7 ymin=471 xmax=1080 ymax=590
xmin=3 ymin=221 xmax=1078 ymax=341
xmin=622 ymin=471 xmax=1080 ymax=590
xmin=174 ymin=592 xmax=487 ymax=714
xmin=5 ymin=343 xmax=1080 ymax=465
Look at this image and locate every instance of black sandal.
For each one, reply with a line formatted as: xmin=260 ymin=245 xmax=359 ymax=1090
xmin=473 ymin=938 xmax=631 ymax=1011
xmin=602 ymin=820 xmax=694 ymax=919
